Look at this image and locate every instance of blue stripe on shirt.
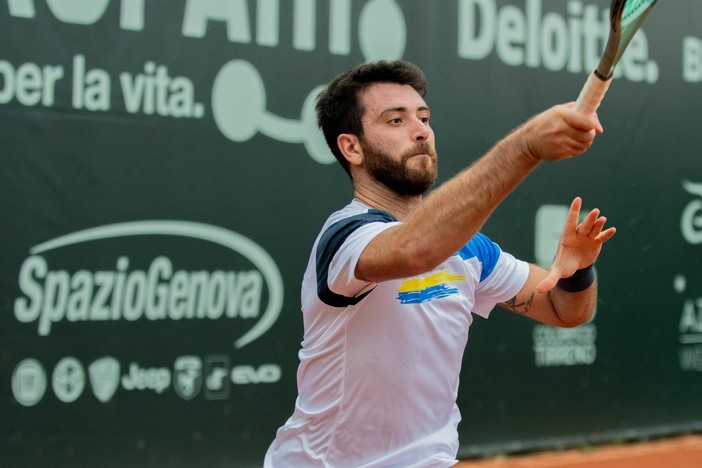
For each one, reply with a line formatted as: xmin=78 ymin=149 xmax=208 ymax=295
xmin=316 ymin=210 xmax=396 ymax=307
xmin=456 ymin=232 xmax=501 ymax=282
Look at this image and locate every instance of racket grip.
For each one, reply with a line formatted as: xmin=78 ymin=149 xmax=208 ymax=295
xmin=575 ymin=72 xmax=612 ymax=114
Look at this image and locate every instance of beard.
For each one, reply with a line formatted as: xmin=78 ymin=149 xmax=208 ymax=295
xmin=361 ymin=138 xmax=438 ymax=197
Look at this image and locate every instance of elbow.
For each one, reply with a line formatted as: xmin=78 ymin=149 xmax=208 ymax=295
xmin=386 ymin=226 xmax=462 ymax=278
xmin=398 ymin=241 xmax=446 ymax=277
xmin=554 ymin=303 xmax=595 ymax=328
xmin=404 ymin=253 xmax=442 ymax=277
xmin=401 ymin=243 xmax=446 ymax=277
xmin=559 ymin=312 xmax=593 ymax=328
xmin=358 ymin=235 xmax=446 ymax=283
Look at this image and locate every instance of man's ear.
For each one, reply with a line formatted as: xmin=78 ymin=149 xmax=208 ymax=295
xmin=337 ymin=133 xmax=363 ymax=167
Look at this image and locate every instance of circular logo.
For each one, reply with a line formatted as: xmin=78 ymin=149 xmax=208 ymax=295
xmin=12 ymin=359 xmax=47 ymax=407
xmin=52 ymin=357 xmax=86 ymax=403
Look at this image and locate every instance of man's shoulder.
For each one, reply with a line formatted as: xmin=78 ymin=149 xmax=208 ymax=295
xmin=322 ymin=200 xmax=397 ymax=231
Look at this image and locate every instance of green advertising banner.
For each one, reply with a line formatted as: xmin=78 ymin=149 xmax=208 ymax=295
xmin=1 ymin=1 xmax=701 ymax=466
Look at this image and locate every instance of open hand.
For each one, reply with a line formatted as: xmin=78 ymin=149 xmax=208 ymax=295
xmin=536 ymin=197 xmax=616 ymax=294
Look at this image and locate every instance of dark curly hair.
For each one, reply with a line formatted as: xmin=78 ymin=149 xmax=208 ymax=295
xmin=315 ymin=60 xmax=427 ymax=177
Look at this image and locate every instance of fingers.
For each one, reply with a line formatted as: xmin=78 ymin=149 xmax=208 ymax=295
xmin=597 ymin=226 xmax=617 ymax=242
xmin=574 ymin=203 xmax=617 ymax=243
xmin=575 ymin=209 xmax=601 ymax=236
xmin=539 ymin=199 xmax=616 ymax=296
xmin=577 ymin=211 xmax=610 ymax=238
xmin=566 ymin=197 xmax=583 ymax=228
xmin=593 ymin=113 xmax=604 ymax=134
xmin=563 ymin=103 xmax=602 ymax=133
xmin=560 ymin=105 xmax=603 ymax=152
xmin=521 ymin=105 xmax=602 ymax=161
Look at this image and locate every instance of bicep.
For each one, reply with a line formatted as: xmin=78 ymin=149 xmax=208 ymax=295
xmin=319 ymin=218 xmax=399 ymax=300
xmin=355 ymin=224 xmax=428 ymax=283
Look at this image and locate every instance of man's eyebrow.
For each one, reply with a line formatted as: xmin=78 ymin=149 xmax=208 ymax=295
xmin=379 ymin=105 xmax=431 ymax=116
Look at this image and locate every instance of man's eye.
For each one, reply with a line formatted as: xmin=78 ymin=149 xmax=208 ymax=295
xmin=389 ymin=118 xmax=402 ymax=124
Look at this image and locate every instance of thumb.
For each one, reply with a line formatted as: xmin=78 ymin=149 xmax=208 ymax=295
xmin=536 ymin=267 xmax=562 ymax=294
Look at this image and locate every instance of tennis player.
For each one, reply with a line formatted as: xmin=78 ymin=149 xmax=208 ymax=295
xmin=264 ymin=60 xmax=615 ymax=467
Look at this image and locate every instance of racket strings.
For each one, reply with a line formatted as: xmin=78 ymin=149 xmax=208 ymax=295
xmin=622 ymin=0 xmax=658 ymax=27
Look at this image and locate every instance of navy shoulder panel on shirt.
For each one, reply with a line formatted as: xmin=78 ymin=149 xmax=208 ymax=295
xmin=456 ymin=232 xmax=501 ymax=282
xmin=316 ymin=209 xmax=396 ymax=307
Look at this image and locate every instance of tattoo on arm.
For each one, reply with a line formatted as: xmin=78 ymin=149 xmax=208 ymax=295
xmin=502 ymin=292 xmax=536 ymax=315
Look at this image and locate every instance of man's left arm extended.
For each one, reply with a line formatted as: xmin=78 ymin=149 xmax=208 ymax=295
xmin=498 ymin=197 xmax=616 ymax=327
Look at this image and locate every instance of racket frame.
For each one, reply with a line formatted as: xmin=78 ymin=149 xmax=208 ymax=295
xmin=575 ymin=0 xmax=658 ymax=114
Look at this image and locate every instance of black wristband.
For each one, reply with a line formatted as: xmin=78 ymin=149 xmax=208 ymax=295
xmin=556 ymin=264 xmax=595 ymax=292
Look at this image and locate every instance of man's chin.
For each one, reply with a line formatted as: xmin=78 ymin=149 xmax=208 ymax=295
xmin=407 ymin=154 xmax=436 ymax=171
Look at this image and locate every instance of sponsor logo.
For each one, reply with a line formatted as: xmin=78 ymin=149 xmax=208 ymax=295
xmin=681 ymin=180 xmax=702 ymax=245
xmin=676 ymin=295 xmax=702 ymax=371
xmin=12 ymin=359 xmax=47 ymax=407
xmin=11 ymin=356 xmax=281 ymax=405
xmin=173 ymin=356 xmax=203 ymax=400
xmin=676 ymin=181 xmax=702 ymax=371
xmin=3 ymin=1 xmax=408 ymax=163
xmin=458 ymin=0 xmax=658 ymax=83
xmin=231 ymin=364 xmax=281 ymax=385
xmin=684 ymin=36 xmax=702 ymax=83
xmin=14 ymin=221 xmax=284 ymax=348
xmin=52 ymin=356 xmax=86 ymax=403
xmin=204 ymin=355 xmax=231 ymax=400
xmin=122 ymin=362 xmax=171 ymax=394
xmin=89 ymin=357 xmax=121 ymax=403
xmin=533 ymin=324 xmax=597 ymax=367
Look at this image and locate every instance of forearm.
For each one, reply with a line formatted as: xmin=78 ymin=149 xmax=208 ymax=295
xmin=502 ymin=284 xmax=596 ymax=327
xmin=549 ymin=282 xmax=598 ymax=327
xmin=357 ymin=105 xmax=601 ymax=282
xmin=548 ymin=264 xmax=598 ymax=326
xmin=421 ymin=103 xmax=601 ymax=247
xmin=501 ymin=264 xmax=597 ymax=327
xmin=401 ymin=129 xmax=540 ymax=268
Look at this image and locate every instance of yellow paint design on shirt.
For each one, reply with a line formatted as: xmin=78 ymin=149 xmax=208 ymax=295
xmin=397 ymin=270 xmax=467 ymax=293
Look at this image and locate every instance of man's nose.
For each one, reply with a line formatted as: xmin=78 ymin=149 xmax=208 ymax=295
xmin=411 ymin=118 xmax=430 ymax=142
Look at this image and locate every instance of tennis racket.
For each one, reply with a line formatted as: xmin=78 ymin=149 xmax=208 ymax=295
xmin=575 ymin=0 xmax=659 ymax=114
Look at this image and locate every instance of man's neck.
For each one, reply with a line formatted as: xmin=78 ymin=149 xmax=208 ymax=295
xmin=353 ymin=184 xmax=423 ymax=221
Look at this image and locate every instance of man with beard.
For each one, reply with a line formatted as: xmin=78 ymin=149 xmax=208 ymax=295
xmin=264 ymin=60 xmax=615 ymax=467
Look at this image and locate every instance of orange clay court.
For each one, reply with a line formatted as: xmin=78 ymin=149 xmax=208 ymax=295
xmin=457 ymin=434 xmax=702 ymax=468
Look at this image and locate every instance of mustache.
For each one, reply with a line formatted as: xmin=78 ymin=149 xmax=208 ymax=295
xmin=401 ymin=141 xmax=437 ymax=161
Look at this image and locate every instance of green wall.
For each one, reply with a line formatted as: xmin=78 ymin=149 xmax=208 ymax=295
xmin=2 ymin=1 xmax=701 ymax=466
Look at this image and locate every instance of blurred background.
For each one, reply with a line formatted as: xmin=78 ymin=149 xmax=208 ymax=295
xmin=2 ymin=1 xmax=701 ymax=466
